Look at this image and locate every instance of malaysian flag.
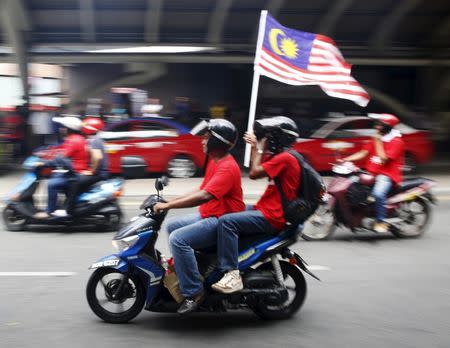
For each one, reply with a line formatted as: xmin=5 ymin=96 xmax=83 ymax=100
xmin=255 ymin=13 xmax=370 ymax=107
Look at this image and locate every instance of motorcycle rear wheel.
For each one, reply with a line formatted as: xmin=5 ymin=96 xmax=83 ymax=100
xmin=86 ymin=268 xmax=145 ymax=323
xmin=96 ymin=207 xmax=122 ymax=232
xmin=391 ymin=198 xmax=430 ymax=238
xmin=253 ymin=261 xmax=306 ymax=320
xmin=302 ymin=205 xmax=336 ymax=241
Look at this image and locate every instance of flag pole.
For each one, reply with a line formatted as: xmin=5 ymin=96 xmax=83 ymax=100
xmin=244 ymin=10 xmax=268 ymax=167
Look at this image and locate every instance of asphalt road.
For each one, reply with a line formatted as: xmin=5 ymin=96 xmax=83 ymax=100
xmin=1 ymin=202 xmax=450 ymax=348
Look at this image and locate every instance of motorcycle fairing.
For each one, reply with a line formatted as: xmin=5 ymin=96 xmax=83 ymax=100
xmin=6 ymin=172 xmax=38 ymax=201
xmin=116 ymin=231 xmax=165 ymax=306
xmin=89 ymin=254 xmax=128 ymax=272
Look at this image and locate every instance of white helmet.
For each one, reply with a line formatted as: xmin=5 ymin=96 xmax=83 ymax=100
xmin=52 ymin=116 xmax=83 ymax=131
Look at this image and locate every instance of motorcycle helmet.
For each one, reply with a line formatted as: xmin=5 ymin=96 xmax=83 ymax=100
xmin=191 ymin=119 xmax=238 ymax=152
xmin=369 ymin=113 xmax=400 ymax=134
xmin=254 ymin=116 xmax=299 ymax=154
xmin=82 ymin=117 xmax=105 ymax=135
xmin=53 ymin=116 xmax=83 ymax=132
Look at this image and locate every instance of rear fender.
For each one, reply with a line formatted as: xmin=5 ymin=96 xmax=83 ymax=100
xmin=387 ymin=183 xmax=435 ymax=205
xmin=288 ymin=251 xmax=321 ymax=281
xmin=97 ymin=203 xmax=122 ymax=215
xmin=89 ymin=254 xmax=129 ymax=272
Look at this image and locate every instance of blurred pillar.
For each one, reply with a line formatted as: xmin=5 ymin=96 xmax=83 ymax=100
xmin=316 ymin=0 xmax=355 ymax=36
xmin=207 ymin=0 xmax=233 ymax=44
xmin=370 ymin=0 xmax=422 ymax=53
xmin=79 ymin=0 xmax=96 ymax=42
xmin=144 ymin=0 xmax=163 ymax=43
xmin=0 ymin=0 xmax=31 ymax=103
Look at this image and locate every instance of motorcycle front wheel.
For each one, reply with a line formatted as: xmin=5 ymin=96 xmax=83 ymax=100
xmin=253 ymin=261 xmax=307 ymax=320
xmin=301 ymin=204 xmax=336 ymax=241
xmin=2 ymin=206 xmax=26 ymax=231
xmin=86 ymin=268 xmax=145 ymax=323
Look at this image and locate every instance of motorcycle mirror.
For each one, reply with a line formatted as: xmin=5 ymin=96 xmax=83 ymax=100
xmin=155 ymin=176 xmax=169 ymax=192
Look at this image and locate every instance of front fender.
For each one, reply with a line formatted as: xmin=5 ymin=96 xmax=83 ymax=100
xmin=89 ymin=254 xmax=128 ymax=272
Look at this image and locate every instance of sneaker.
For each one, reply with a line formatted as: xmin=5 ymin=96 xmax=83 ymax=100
xmin=51 ymin=210 xmax=69 ymax=218
xmin=366 ymin=196 xmax=376 ymax=204
xmin=211 ymin=270 xmax=243 ymax=294
xmin=373 ymin=222 xmax=389 ymax=233
xmin=177 ymin=290 xmax=205 ymax=315
xmin=33 ymin=211 xmax=50 ymax=219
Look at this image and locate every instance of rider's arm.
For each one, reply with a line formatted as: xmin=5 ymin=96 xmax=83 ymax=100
xmin=373 ymin=136 xmax=388 ymax=163
xmin=158 ymin=190 xmax=213 ymax=211
xmin=342 ymin=149 xmax=369 ymax=162
xmin=89 ymin=148 xmax=103 ymax=173
xmin=245 ymin=133 xmax=267 ymax=179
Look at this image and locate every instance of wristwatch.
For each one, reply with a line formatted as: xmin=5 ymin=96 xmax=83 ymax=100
xmin=256 ymin=148 xmax=264 ymax=154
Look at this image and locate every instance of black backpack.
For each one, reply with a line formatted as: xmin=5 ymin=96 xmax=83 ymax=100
xmin=274 ymin=151 xmax=325 ymax=227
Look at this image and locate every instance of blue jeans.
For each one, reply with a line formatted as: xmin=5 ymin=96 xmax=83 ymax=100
xmin=372 ymin=174 xmax=393 ymax=221
xmin=216 ymin=209 xmax=276 ymax=272
xmin=47 ymin=174 xmax=70 ymax=213
xmin=166 ymin=213 xmax=218 ymax=298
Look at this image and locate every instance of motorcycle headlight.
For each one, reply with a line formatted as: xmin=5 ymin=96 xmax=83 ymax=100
xmin=112 ymin=235 xmax=139 ymax=252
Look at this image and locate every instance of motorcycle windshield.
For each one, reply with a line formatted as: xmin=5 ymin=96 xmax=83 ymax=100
xmin=114 ymin=215 xmax=156 ymax=240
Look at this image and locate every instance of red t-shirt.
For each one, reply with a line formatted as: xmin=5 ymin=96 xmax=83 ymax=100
xmin=199 ymin=155 xmax=245 ymax=218
xmin=60 ymin=134 xmax=89 ymax=173
xmin=364 ymin=137 xmax=405 ymax=184
xmin=255 ymin=152 xmax=301 ymax=231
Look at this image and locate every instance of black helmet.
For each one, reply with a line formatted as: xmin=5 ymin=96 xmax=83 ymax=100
xmin=254 ymin=116 xmax=299 ymax=154
xmin=191 ymin=119 xmax=238 ymax=152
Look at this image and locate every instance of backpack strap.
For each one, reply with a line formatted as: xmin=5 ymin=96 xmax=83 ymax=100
xmin=288 ymin=150 xmax=308 ymax=198
xmin=274 ymin=151 xmax=303 ymax=225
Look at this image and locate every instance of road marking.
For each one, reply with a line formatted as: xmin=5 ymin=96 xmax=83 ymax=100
xmin=307 ymin=265 xmax=330 ymax=271
xmin=0 ymin=272 xmax=77 ymax=277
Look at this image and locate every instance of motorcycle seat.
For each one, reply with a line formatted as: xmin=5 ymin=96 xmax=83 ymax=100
xmin=393 ymin=177 xmax=429 ymax=193
xmin=196 ymin=225 xmax=301 ymax=255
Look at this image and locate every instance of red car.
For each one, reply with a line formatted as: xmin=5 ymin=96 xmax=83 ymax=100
xmin=293 ymin=116 xmax=434 ymax=172
xmin=101 ymin=118 xmax=205 ymax=178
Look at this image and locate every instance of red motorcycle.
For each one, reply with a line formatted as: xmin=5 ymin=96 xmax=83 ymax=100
xmin=302 ymin=162 xmax=436 ymax=240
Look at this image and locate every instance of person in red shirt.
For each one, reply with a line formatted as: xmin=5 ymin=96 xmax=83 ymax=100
xmin=341 ymin=113 xmax=405 ymax=233
xmin=34 ymin=116 xmax=89 ymax=218
xmin=153 ymin=119 xmax=244 ymax=315
xmin=212 ymin=116 xmax=300 ymax=294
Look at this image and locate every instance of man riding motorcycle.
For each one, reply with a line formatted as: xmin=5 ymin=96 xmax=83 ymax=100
xmin=153 ymin=119 xmax=245 ymax=315
xmin=33 ymin=116 xmax=89 ymax=219
xmin=212 ymin=116 xmax=301 ymax=294
xmin=340 ymin=113 xmax=405 ymax=233
xmin=63 ymin=117 xmax=109 ymax=217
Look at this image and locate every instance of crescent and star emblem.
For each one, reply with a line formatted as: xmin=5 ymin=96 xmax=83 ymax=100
xmin=268 ymin=28 xmax=300 ymax=59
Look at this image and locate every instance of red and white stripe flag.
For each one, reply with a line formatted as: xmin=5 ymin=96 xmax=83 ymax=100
xmin=255 ymin=13 xmax=370 ymax=107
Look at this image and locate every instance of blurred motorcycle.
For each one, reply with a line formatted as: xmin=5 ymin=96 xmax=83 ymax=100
xmin=2 ymin=155 xmax=123 ymax=232
xmin=86 ymin=177 xmax=318 ymax=323
xmin=302 ymin=162 xmax=436 ymax=240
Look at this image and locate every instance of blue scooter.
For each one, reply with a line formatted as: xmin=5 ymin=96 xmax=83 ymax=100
xmin=2 ymin=156 xmax=124 ymax=231
xmin=86 ymin=177 xmax=319 ymax=323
